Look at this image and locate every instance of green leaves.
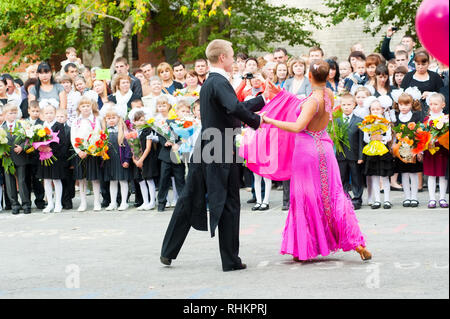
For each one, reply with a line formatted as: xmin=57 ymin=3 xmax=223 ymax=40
xmin=324 ymin=0 xmax=421 ymax=38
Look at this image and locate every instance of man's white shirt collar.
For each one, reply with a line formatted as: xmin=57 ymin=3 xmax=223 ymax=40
xmin=209 ymin=67 xmax=229 ymax=80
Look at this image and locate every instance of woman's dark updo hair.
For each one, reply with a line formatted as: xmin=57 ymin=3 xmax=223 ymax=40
xmin=309 ymin=59 xmax=330 ymax=83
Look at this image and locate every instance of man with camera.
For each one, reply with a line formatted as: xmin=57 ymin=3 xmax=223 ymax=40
xmin=381 ymin=26 xmax=416 ymax=70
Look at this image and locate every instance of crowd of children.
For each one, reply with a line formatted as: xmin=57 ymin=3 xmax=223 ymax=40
xmin=0 ymin=30 xmax=449 ymax=214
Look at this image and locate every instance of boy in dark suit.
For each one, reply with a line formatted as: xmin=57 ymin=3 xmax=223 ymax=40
xmin=336 ymin=93 xmax=364 ymax=210
xmin=56 ymin=108 xmax=75 ymax=210
xmin=2 ymin=103 xmax=31 ymax=214
xmin=25 ymin=101 xmax=46 ymax=209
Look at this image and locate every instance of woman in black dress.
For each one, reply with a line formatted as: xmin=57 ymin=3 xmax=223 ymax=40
xmin=401 ymin=49 xmax=444 ymax=120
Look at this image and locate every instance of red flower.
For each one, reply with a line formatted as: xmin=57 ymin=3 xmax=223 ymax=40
xmin=183 ymin=121 xmax=193 ymax=128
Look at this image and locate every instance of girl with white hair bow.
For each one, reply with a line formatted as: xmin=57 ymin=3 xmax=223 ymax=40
xmin=362 ymin=96 xmax=395 ymax=209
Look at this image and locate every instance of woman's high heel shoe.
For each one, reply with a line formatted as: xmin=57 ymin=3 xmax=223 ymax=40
xmin=356 ymin=246 xmax=372 ymax=261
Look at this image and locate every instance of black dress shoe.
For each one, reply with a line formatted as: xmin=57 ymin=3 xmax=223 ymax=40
xmin=157 ymin=204 xmax=165 ymax=212
xmin=371 ymin=201 xmax=381 ymax=209
xmin=4 ymin=206 xmax=12 ymax=211
xmin=134 ymin=202 xmax=143 ymax=208
xmin=353 ymin=204 xmax=361 ymax=210
xmin=223 ymin=263 xmax=247 ymax=272
xmin=383 ymin=201 xmax=392 ymax=209
xmin=12 ymin=208 xmax=20 ymax=215
xmin=36 ymin=203 xmax=46 ymax=210
xmin=160 ymin=256 xmax=172 ymax=266
xmin=101 ymin=201 xmax=110 ymax=208
xmin=282 ymin=205 xmax=289 ymax=211
xmin=251 ymin=203 xmax=261 ymax=211
xmin=247 ymin=198 xmax=257 ymax=204
xmin=258 ymin=203 xmax=269 ymax=211
xmin=24 ymin=207 xmax=32 ymax=214
xmin=63 ymin=204 xmax=73 ymax=210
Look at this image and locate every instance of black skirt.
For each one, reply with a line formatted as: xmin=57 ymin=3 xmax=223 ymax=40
xmin=102 ymin=133 xmax=132 ymax=181
xmin=73 ymin=155 xmax=104 ymax=181
xmin=363 ymin=152 xmax=395 ymax=177
xmin=36 ymin=158 xmax=66 ymax=180
xmin=141 ymin=144 xmax=159 ymax=179
xmin=394 ymin=158 xmax=423 ymax=174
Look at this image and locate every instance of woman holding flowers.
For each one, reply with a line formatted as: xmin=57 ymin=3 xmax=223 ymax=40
xmin=36 ymin=104 xmax=68 ymax=213
xmin=71 ymin=97 xmax=104 ymax=212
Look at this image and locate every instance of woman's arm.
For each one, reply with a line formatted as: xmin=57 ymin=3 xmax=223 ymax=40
xmin=59 ymin=90 xmax=67 ymax=109
xmin=263 ymin=98 xmax=317 ymax=133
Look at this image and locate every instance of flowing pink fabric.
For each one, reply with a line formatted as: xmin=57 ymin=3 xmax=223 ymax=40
xmin=238 ymin=90 xmax=305 ymax=181
xmin=279 ymin=94 xmax=366 ymax=260
xmin=32 ymin=132 xmax=60 ymax=161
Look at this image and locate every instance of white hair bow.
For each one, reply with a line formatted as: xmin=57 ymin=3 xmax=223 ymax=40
xmin=39 ymin=98 xmax=59 ymax=109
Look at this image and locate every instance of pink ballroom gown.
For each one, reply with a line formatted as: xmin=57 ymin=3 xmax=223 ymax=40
xmin=240 ymin=90 xmax=367 ymax=260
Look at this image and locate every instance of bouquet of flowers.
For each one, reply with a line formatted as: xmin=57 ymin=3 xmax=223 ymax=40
xmin=0 ymin=127 xmax=15 ymax=174
xmin=31 ymin=126 xmax=60 ymax=166
xmin=13 ymin=122 xmax=60 ymax=166
xmin=124 ymin=130 xmax=142 ymax=159
xmin=173 ymin=89 xmax=200 ymax=98
xmin=12 ymin=120 xmax=36 ymax=153
xmin=326 ymin=106 xmax=351 ymax=157
xmin=73 ymin=130 xmax=110 ymax=161
xmin=392 ymin=122 xmax=422 ymax=163
xmin=140 ymin=114 xmax=180 ymax=163
xmin=423 ymin=114 xmax=449 ymax=152
xmin=358 ymin=115 xmax=391 ymax=156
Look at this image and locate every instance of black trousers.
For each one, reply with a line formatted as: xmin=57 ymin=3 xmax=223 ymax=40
xmin=157 ymin=161 xmax=185 ymax=206
xmin=161 ymin=163 xmax=242 ymax=271
xmin=61 ymin=168 xmax=75 ymax=207
xmin=283 ymin=180 xmax=290 ymax=207
xmin=5 ymin=165 xmax=31 ymax=209
xmin=217 ymin=164 xmax=242 ymax=270
xmin=26 ymin=163 xmax=45 ymax=207
xmin=338 ymin=160 xmax=363 ymax=204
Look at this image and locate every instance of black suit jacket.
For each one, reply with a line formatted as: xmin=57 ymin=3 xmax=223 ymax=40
xmin=336 ymin=115 xmax=364 ymax=162
xmin=199 ymin=72 xmax=265 ymax=237
xmin=2 ymin=121 xmax=30 ymax=167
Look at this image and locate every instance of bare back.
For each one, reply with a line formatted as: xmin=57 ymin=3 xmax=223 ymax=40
xmin=304 ymin=88 xmax=334 ymax=132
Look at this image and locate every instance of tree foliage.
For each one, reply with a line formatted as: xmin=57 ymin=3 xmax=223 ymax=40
xmin=324 ymin=0 xmax=421 ymax=38
xmin=149 ymin=0 xmax=325 ymax=61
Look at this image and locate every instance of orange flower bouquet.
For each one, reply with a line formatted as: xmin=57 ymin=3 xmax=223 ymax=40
xmin=392 ymin=122 xmax=422 ymax=163
xmin=358 ymin=115 xmax=391 ymax=156
xmin=73 ymin=130 xmax=110 ymax=161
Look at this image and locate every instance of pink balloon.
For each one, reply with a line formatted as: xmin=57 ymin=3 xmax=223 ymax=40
xmin=416 ymin=0 xmax=449 ymax=66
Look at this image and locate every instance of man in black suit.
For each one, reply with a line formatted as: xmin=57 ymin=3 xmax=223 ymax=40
xmin=336 ymin=94 xmax=364 ymax=210
xmin=160 ymin=39 xmax=279 ymax=271
xmin=2 ymin=105 xmax=31 ymax=214
xmin=113 ymin=57 xmax=143 ymax=99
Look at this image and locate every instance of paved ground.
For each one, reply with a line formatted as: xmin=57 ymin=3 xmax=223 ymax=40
xmin=0 ymin=187 xmax=448 ymax=299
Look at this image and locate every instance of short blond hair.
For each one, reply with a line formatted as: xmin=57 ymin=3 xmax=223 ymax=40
xmin=2 ymin=103 xmax=19 ymax=114
xmin=205 ymin=39 xmax=232 ymax=64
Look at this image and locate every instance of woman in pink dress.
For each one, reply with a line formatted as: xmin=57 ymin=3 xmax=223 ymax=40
xmin=262 ymin=60 xmax=372 ymax=261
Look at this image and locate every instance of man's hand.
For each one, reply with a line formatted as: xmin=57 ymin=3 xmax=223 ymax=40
xmin=122 ymin=162 xmax=129 ymax=168
xmin=387 ymin=26 xmax=396 ymax=38
xmin=357 ymin=159 xmax=364 ymax=164
xmin=263 ymin=81 xmax=281 ymax=101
